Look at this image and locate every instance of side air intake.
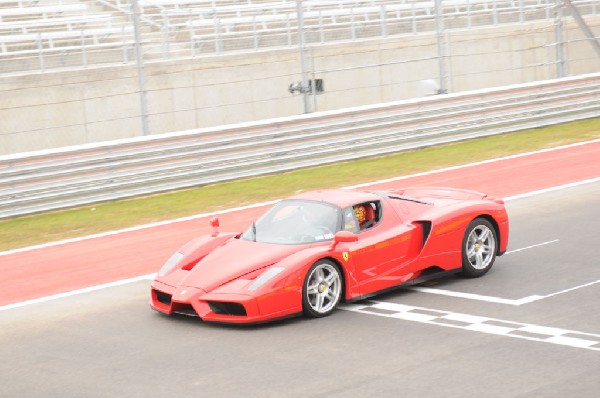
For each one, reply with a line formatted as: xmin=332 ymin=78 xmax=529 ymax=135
xmin=415 ymin=221 xmax=432 ymax=247
xmin=208 ymin=301 xmax=247 ymax=316
xmin=154 ymin=290 xmax=172 ymax=305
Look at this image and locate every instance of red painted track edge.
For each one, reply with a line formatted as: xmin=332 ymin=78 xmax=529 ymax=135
xmin=1 ymin=140 xmax=599 ymax=307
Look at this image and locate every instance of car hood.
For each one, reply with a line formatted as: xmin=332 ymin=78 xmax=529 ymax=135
xmin=180 ymin=238 xmax=306 ymax=292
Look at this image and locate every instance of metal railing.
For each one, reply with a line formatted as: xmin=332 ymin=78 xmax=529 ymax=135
xmin=2 ymin=0 xmax=599 ymax=73
xmin=1 ymin=72 xmax=599 ymax=218
xmin=156 ymin=0 xmax=600 ymax=57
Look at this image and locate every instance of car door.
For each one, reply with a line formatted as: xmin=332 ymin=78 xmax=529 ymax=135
xmin=344 ymin=201 xmax=419 ymax=295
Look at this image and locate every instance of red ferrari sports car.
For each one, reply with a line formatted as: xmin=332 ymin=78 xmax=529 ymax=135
xmin=150 ymin=187 xmax=509 ymax=323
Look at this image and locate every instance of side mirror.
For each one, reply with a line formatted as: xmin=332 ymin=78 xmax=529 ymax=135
xmin=334 ymin=231 xmax=358 ymax=243
xmin=331 ymin=230 xmax=358 ymax=250
xmin=210 ymin=217 xmax=220 ymax=236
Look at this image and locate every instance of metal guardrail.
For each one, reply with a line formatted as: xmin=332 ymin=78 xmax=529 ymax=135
xmin=1 ymin=72 xmax=599 ymax=218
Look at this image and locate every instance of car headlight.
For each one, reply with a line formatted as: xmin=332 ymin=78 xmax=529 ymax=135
xmin=247 ymin=267 xmax=285 ymax=291
xmin=158 ymin=252 xmax=184 ymax=276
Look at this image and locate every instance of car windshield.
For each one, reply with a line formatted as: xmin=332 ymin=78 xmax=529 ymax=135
xmin=240 ymin=199 xmax=341 ymax=244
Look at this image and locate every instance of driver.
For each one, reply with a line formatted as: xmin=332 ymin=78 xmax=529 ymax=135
xmin=354 ymin=205 xmax=366 ymax=225
xmin=344 ymin=205 xmax=366 ymax=232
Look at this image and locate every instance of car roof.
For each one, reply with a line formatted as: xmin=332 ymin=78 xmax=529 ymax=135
xmin=288 ymin=189 xmax=382 ymax=208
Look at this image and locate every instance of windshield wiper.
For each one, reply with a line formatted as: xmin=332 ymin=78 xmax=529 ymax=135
xmin=252 ymin=222 xmax=257 ymax=242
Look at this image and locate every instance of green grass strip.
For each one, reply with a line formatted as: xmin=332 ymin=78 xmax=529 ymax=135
xmin=2 ymin=118 xmax=599 ymax=252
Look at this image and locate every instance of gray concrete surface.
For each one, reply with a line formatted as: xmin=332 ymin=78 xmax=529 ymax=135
xmin=0 ymin=182 xmax=598 ymax=397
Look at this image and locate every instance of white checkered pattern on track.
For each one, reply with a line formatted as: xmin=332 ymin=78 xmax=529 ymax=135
xmin=341 ymin=301 xmax=600 ymax=352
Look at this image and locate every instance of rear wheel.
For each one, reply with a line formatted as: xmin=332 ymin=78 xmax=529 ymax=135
xmin=461 ymin=218 xmax=497 ymax=278
xmin=302 ymin=260 xmax=343 ymax=318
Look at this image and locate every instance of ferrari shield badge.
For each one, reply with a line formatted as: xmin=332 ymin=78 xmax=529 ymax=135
xmin=342 ymin=252 xmax=349 ymax=262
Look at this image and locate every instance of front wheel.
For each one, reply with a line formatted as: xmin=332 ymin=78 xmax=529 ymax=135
xmin=461 ymin=218 xmax=497 ymax=278
xmin=302 ymin=260 xmax=343 ymax=318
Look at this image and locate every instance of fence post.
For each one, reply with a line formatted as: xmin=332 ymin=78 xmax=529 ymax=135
xmin=554 ymin=0 xmax=566 ymax=78
xmin=296 ymin=0 xmax=311 ymax=113
xmin=80 ymin=30 xmax=87 ymax=67
xmin=434 ymin=0 xmax=447 ymax=94
xmin=161 ymin=11 xmax=170 ymax=60
xmin=518 ymin=0 xmax=525 ymax=23
xmin=380 ymin=5 xmax=387 ymax=38
xmin=253 ymin=15 xmax=258 ymax=50
xmin=131 ymin=0 xmax=150 ymax=136
xmin=214 ymin=18 xmax=223 ymax=53
xmin=36 ymin=33 xmax=44 ymax=72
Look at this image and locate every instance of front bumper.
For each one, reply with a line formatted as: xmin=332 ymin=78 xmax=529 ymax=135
xmin=150 ymin=280 xmax=301 ymax=324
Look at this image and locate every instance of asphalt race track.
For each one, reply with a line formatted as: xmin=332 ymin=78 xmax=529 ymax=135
xmin=1 ymin=146 xmax=599 ymax=397
xmin=0 ymin=182 xmax=598 ymax=397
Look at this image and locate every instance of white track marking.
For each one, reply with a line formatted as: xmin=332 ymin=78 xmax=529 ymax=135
xmin=411 ymin=237 xmax=595 ymax=305
xmin=0 ymin=274 xmax=155 ymax=312
xmin=341 ymin=301 xmax=600 ymax=351
xmin=2 ymin=138 xmax=599 ymax=257
xmin=346 ymin=139 xmax=600 ymax=189
xmin=541 ymin=279 xmax=600 ymax=300
xmin=409 ymin=238 xmax=599 ymax=305
xmin=505 ymin=240 xmax=560 ymax=254
xmin=504 ymin=177 xmax=600 ymax=201
xmin=409 ymin=287 xmax=532 ymax=305
xmin=409 ymin=239 xmax=560 ymax=305
xmin=0 ymin=201 xmax=278 ymax=257
xmin=412 ymin=279 xmax=600 ymax=306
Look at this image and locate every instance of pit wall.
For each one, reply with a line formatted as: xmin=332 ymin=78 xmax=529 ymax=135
xmin=1 ymin=18 xmax=599 ymax=155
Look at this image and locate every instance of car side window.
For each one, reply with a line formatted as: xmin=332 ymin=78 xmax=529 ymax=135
xmin=343 ymin=201 xmax=381 ymax=233
xmin=343 ymin=207 xmax=360 ymax=233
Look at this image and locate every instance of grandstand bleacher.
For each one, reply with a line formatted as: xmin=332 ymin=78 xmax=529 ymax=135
xmin=0 ymin=0 xmax=598 ymax=73
xmin=0 ymin=0 xmax=134 ymax=71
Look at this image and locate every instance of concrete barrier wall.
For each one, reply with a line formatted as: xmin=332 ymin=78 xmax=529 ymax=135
xmin=1 ymin=18 xmax=599 ymax=155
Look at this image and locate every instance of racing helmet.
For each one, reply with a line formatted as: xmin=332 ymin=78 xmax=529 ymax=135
xmin=354 ymin=205 xmax=366 ymax=224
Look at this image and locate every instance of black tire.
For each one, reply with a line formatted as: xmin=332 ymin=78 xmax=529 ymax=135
xmin=461 ymin=218 xmax=498 ymax=278
xmin=302 ymin=260 xmax=343 ymax=318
